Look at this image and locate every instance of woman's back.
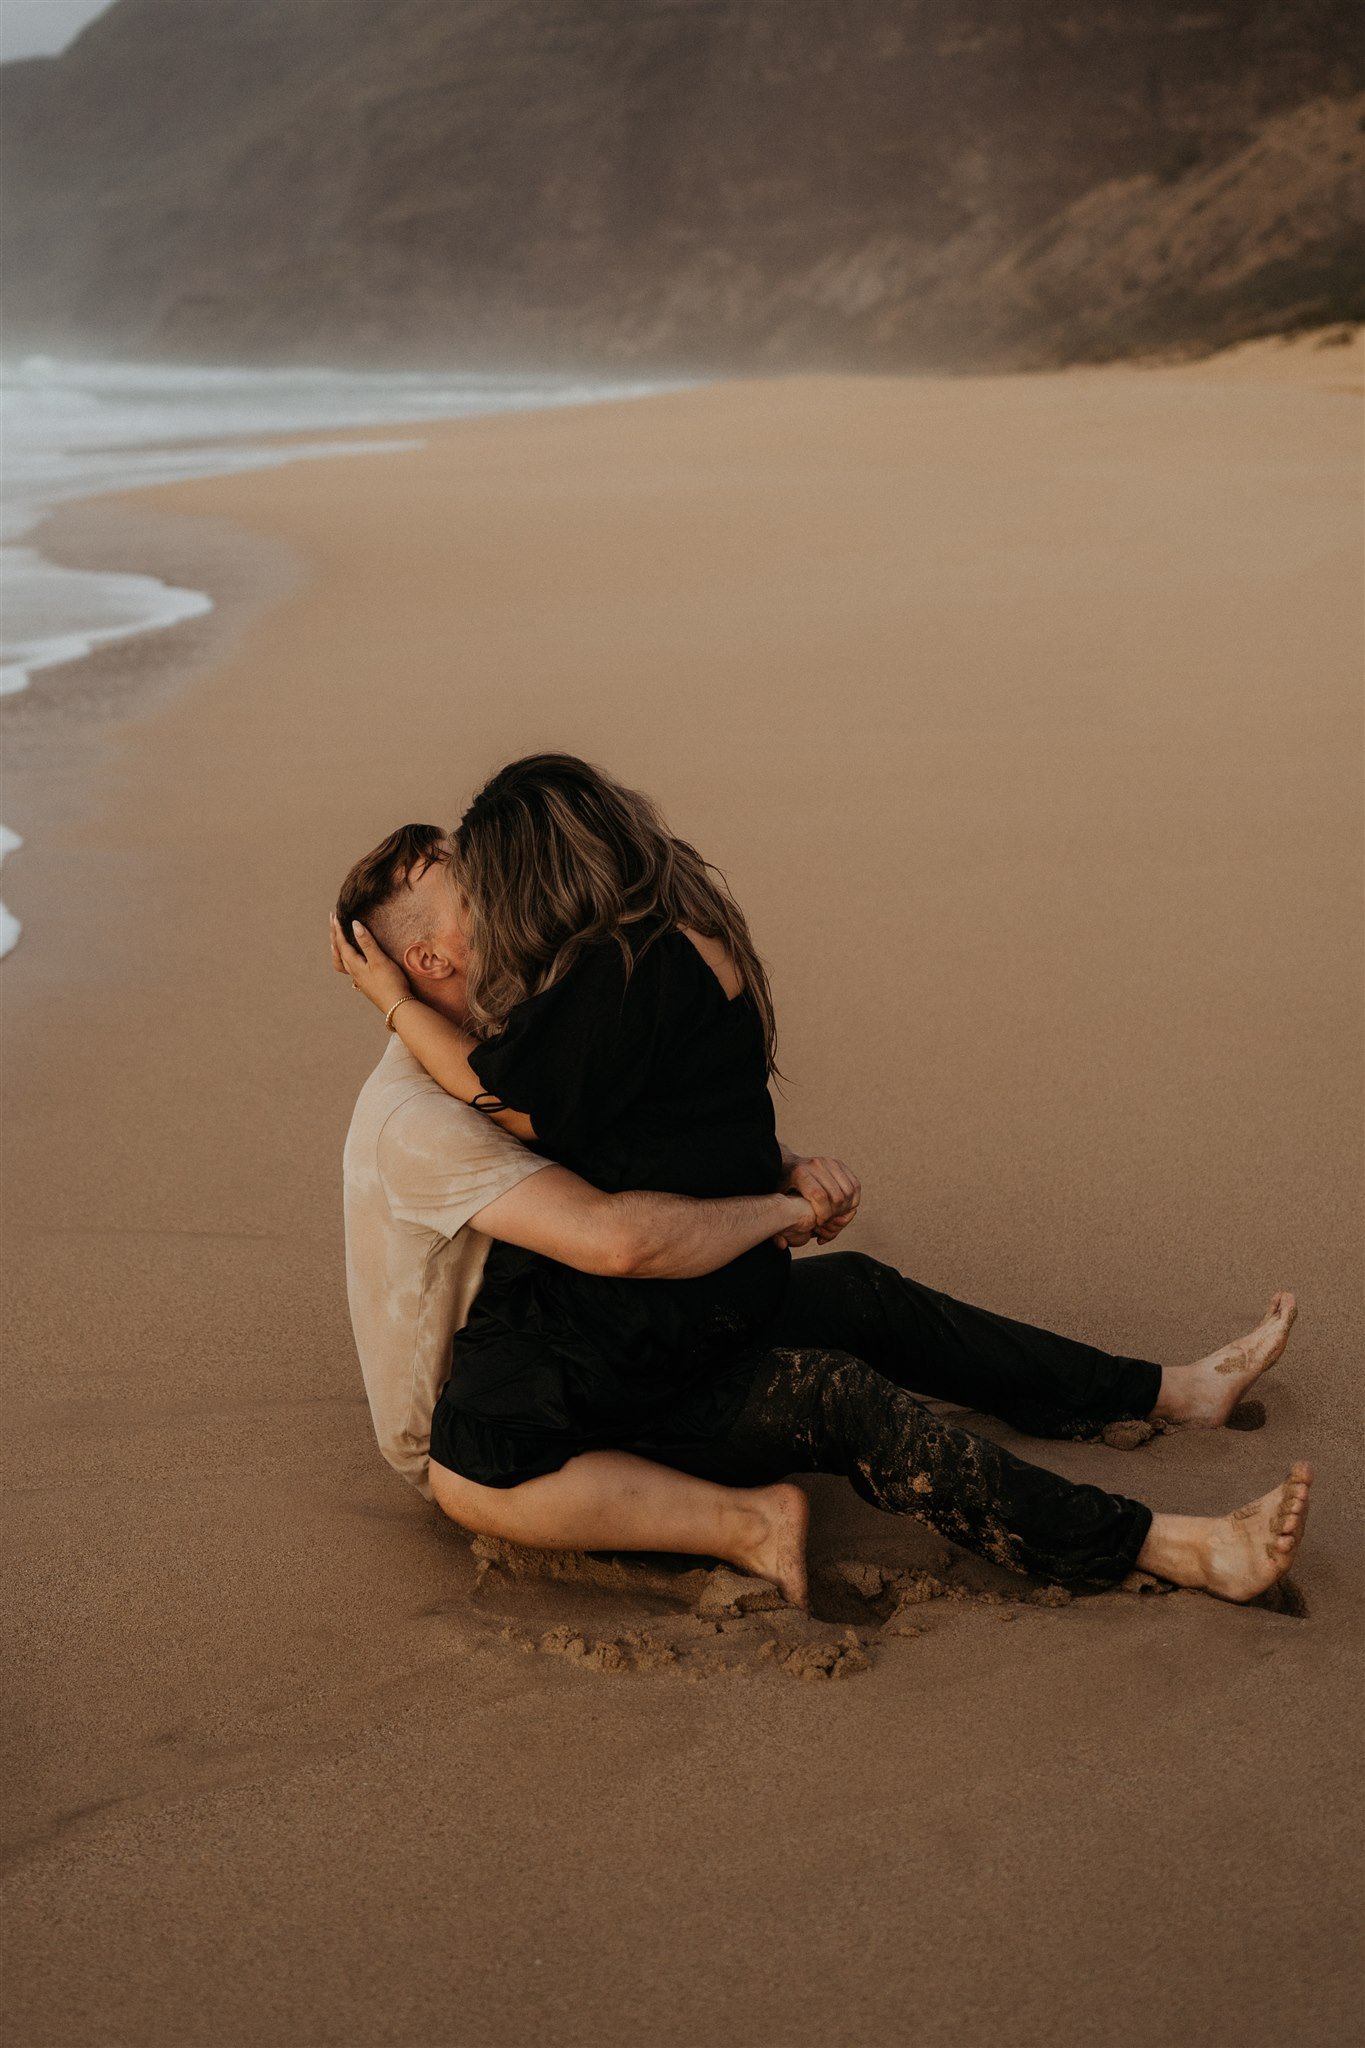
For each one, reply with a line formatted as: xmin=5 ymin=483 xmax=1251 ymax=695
xmin=435 ymin=918 xmax=790 ymax=1482
xmin=472 ymin=920 xmax=779 ymax=1197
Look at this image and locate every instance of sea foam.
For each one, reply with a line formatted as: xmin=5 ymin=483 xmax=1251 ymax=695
xmin=0 ymin=356 xmax=680 ymax=957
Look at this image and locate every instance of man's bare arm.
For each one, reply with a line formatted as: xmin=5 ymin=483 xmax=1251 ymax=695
xmin=469 ymin=1166 xmax=821 ymax=1280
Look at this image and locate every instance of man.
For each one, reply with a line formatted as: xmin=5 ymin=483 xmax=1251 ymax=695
xmin=335 ymin=826 xmax=1310 ymax=1610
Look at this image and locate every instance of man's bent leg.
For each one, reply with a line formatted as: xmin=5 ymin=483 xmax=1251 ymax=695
xmin=696 ymin=1346 xmax=1153 ymax=1587
xmin=428 ymin=1450 xmax=810 ymax=1607
xmin=772 ymin=1252 xmax=1161 ymax=1438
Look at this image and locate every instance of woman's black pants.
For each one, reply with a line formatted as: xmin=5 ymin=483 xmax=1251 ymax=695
xmin=650 ymin=1253 xmax=1163 ymax=1589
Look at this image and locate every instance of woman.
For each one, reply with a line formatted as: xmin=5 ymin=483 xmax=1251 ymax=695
xmin=334 ymin=755 xmax=1311 ymax=1606
xmin=342 ymin=753 xmax=821 ymax=1488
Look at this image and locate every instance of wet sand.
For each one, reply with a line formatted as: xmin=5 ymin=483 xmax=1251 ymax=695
xmin=2 ymin=332 xmax=1361 ymax=2046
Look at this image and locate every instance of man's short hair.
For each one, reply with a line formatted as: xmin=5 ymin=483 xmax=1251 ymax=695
xmin=335 ymin=823 xmax=449 ymax=957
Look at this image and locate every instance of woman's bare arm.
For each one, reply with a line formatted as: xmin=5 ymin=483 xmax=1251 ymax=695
xmin=330 ymin=915 xmax=535 ymax=1141
xmin=391 ymin=1001 xmax=536 ymax=1143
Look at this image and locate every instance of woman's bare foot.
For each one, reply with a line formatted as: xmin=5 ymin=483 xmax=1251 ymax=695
xmin=1136 ymin=1461 xmax=1312 ymax=1601
xmin=727 ymin=1482 xmax=811 ymax=1610
xmin=1153 ymin=1291 xmax=1297 ymax=1427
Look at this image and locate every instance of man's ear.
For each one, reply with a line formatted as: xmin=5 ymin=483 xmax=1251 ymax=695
xmin=402 ymin=939 xmax=456 ymax=981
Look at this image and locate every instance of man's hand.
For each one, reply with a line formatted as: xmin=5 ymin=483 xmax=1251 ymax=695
xmin=772 ymin=1188 xmax=821 ymax=1251
xmin=780 ymin=1152 xmax=861 ymax=1246
xmin=330 ymin=913 xmax=410 ymax=1017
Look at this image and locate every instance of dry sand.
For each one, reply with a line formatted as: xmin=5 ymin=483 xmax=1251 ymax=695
xmin=2 ymin=330 xmax=1362 ymax=2047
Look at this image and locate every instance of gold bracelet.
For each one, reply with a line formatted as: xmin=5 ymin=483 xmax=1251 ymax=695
xmin=384 ymin=995 xmax=415 ymax=1031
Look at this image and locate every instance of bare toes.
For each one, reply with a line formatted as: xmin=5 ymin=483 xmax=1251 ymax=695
xmin=1267 ymin=1293 xmax=1297 ymax=1332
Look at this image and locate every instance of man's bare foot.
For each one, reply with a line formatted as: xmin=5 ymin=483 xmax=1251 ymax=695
xmin=1153 ymin=1292 xmax=1297 ymax=1427
xmin=729 ymin=1483 xmax=811 ymax=1611
xmin=1136 ymin=1462 xmax=1312 ymax=1601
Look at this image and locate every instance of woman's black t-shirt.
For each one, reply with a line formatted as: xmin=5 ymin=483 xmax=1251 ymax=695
xmin=427 ymin=921 xmax=790 ymax=1487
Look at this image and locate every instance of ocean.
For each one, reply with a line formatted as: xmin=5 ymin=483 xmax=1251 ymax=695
xmin=0 ymin=356 xmax=679 ymax=956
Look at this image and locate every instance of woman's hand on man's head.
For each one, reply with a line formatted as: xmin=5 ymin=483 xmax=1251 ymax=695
xmin=782 ymin=1153 xmax=861 ymax=1245
xmin=330 ymin=913 xmax=411 ymax=1018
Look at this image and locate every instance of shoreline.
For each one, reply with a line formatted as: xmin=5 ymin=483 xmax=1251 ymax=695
xmin=0 ymin=424 xmax=423 ymax=959
xmin=3 ymin=326 xmax=1357 ymax=970
xmin=2 ymin=340 xmax=1361 ymax=2047
xmin=0 ymin=494 xmax=304 ymax=968
xmin=0 ymin=363 xmax=697 ymax=956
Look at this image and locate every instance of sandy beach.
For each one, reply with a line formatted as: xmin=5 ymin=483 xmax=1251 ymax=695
xmin=2 ymin=334 xmax=1361 ymax=2046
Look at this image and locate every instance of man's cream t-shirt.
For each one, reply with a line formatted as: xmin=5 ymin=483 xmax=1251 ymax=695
xmin=343 ymin=1037 xmax=551 ymax=1498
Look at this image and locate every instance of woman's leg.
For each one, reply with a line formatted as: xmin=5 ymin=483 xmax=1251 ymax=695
xmin=698 ymin=1346 xmax=1312 ymax=1597
xmin=428 ymin=1449 xmax=811 ymax=1608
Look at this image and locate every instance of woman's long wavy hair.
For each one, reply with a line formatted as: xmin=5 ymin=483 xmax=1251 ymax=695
xmin=452 ymin=753 xmax=778 ymax=1075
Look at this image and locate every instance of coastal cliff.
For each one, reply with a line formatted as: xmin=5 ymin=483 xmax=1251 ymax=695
xmin=2 ymin=0 xmax=1361 ymax=368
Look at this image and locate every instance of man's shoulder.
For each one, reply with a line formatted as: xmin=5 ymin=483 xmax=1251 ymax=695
xmin=347 ymin=1037 xmax=439 ymax=1133
xmin=347 ymin=1039 xmax=517 ymax=1163
xmin=344 ymin=1038 xmax=548 ymax=1231
xmin=345 ymin=1040 xmax=430 ymax=1168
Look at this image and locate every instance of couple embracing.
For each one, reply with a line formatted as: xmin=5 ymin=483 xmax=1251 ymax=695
xmin=333 ymin=753 xmax=1309 ymax=1611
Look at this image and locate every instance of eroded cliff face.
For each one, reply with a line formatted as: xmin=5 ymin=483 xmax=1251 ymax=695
xmin=2 ymin=0 xmax=1361 ymax=368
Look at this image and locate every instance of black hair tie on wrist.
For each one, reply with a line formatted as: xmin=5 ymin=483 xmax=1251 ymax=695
xmin=470 ymin=1093 xmax=507 ymax=1115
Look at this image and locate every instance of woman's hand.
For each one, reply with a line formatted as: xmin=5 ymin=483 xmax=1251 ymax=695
xmin=330 ymin=913 xmax=411 ymax=1018
xmin=783 ymin=1153 xmax=861 ymax=1245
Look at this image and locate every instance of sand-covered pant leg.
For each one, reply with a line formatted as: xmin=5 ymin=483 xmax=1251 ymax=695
xmin=772 ymin=1251 xmax=1163 ymax=1440
xmin=692 ymin=1346 xmax=1154 ymax=1587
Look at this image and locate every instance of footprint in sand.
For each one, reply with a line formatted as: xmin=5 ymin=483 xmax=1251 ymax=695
xmin=451 ymin=1515 xmax=1306 ymax=1686
xmin=460 ymin=1538 xmax=1079 ymax=1683
xmin=467 ymin=1538 xmax=875 ymax=1681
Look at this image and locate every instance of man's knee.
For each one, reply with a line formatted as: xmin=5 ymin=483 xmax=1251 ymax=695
xmin=789 ymin=1249 xmax=902 ymax=1324
xmin=836 ymin=1249 xmax=909 ymax=1295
